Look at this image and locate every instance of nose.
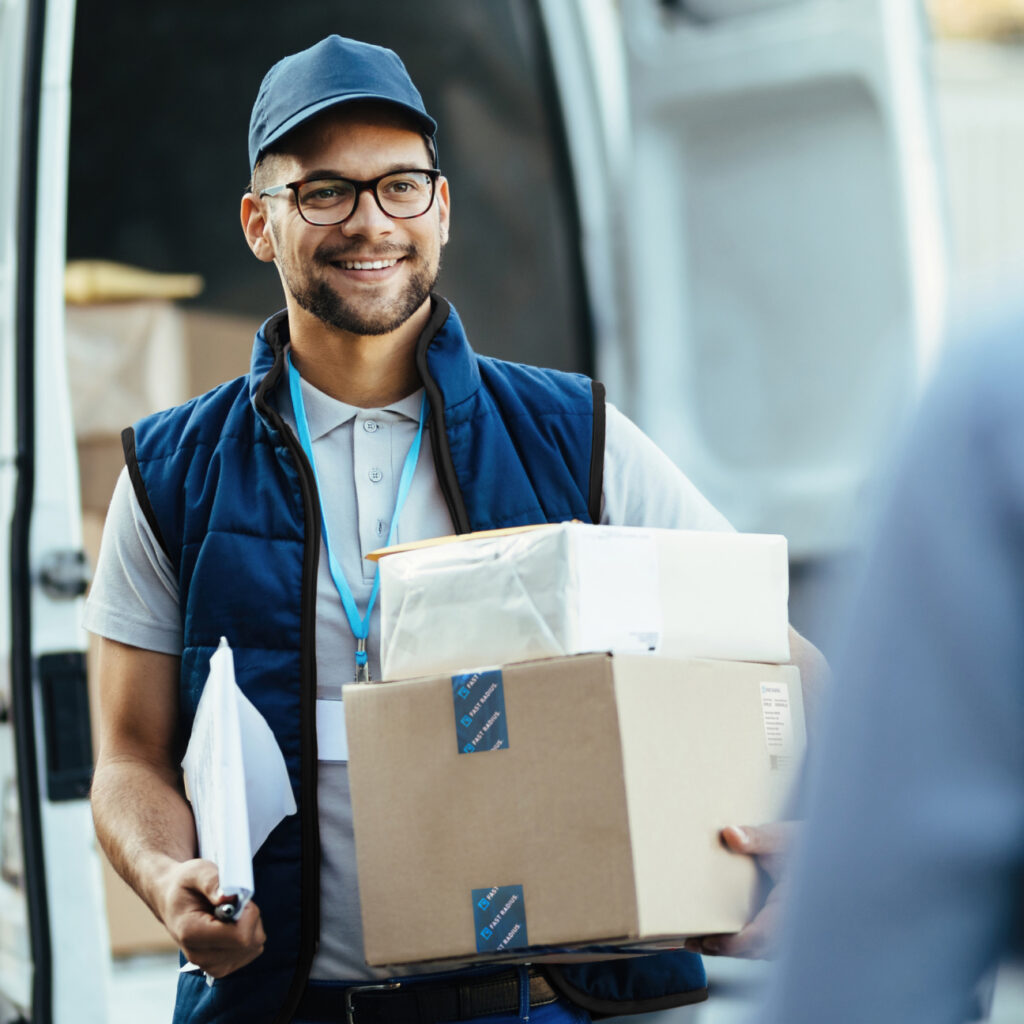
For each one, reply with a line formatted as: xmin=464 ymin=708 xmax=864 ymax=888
xmin=339 ymin=186 xmax=394 ymax=238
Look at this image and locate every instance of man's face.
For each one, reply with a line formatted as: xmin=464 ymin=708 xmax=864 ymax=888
xmin=257 ymin=110 xmax=449 ymax=336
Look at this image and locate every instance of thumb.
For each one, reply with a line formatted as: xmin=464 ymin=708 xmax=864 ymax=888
xmin=722 ymin=822 xmax=794 ymax=856
xmin=184 ymin=858 xmax=223 ymax=904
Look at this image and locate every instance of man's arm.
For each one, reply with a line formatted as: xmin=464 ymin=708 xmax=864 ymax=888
xmin=90 ymin=637 xmax=265 ymax=977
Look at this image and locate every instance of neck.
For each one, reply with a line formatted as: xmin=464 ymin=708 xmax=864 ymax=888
xmin=284 ymin=298 xmax=431 ymax=407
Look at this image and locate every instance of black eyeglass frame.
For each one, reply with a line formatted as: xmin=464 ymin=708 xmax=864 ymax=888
xmin=259 ymin=168 xmax=442 ymax=226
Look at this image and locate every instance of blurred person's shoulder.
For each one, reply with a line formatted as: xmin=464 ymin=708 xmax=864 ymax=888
xmin=922 ymin=298 xmax=1024 ymax=499
xmin=925 ymin=297 xmax=1024 ymax=425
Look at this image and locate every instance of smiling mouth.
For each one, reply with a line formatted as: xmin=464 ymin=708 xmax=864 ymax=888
xmin=333 ymin=257 xmax=402 ymax=270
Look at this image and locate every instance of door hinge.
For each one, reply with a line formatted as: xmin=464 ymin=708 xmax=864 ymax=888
xmin=35 ymin=549 xmax=91 ymax=600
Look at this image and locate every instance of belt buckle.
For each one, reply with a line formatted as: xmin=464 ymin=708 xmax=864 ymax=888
xmin=344 ymin=981 xmax=402 ymax=1024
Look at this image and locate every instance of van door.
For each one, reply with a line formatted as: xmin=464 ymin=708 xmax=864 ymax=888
xmin=0 ymin=0 xmax=112 ymax=1020
xmin=542 ymin=0 xmax=947 ymax=561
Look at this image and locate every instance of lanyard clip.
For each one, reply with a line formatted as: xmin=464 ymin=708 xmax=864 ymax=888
xmin=354 ymin=637 xmax=371 ymax=684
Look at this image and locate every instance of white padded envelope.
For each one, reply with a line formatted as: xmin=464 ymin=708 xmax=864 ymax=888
xmin=378 ymin=523 xmax=790 ymax=681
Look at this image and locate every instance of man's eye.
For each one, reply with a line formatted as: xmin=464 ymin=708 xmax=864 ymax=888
xmin=302 ymin=182 xmax=352 ymax=205
xmin=381 ymin=175 xmax=428 ymax=198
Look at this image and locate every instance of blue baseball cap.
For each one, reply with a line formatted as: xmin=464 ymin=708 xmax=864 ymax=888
xmin=248 ymin=35 xmax=437 ymax=173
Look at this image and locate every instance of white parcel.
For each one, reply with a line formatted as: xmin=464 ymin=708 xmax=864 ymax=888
xmin=378 ymin=523 xmax=790 ymax=681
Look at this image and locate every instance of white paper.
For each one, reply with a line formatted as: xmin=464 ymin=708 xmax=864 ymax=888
xmin=180 ymin=639 xmax=297 ymax=976
xmin=316 ymin=699 xmax=349 ymax=762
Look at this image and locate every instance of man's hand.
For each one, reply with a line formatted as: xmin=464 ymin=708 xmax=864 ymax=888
xmin=154 ymin=858 xmax=266 ymax=978
xmin=684 ymin=822 xmax=797 ymax=960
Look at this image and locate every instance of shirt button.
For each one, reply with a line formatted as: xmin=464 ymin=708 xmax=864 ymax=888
xmin=368 ymin=468 xmax=383 ymax=483
xmin=376 ymin=519 xmax=386 ymax=537
xmin=363 ymin=420 xmax=379 ymax=433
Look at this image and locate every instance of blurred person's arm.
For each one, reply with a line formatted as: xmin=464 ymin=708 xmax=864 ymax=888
xmin=757 ymin=318 xmax=1024 ymax=1022
xmin=90 ymin=638 xmax=266 ymax=977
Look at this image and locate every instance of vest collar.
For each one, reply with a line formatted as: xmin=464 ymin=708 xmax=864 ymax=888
xmin=248 ymin=295 xmax=481 ymax=419
xmin=250 ymin=309 xmax=289 ymax=416
xmin=415 ymin=295 xmax=482 ymax=409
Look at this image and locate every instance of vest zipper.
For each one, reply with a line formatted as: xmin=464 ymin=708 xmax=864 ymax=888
xmin=254 ymin=342 xmax=322 ymax=1024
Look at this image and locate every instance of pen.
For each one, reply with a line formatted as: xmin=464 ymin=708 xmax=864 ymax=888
xmin=214 ymin=894 xmax=240 ymax=922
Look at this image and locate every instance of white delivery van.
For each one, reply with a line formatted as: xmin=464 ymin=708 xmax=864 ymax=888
xmin=0 ymin=0 xmax=943 ymax=1020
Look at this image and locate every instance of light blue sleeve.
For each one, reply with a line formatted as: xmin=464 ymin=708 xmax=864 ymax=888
xmin=758 ymin=319 xmax=1024 ymax=1024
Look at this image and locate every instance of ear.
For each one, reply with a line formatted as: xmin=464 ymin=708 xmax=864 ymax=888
xmin=241 ymin=192 xmax=277 ymax=263
xmin=436 ymin=176 xmax=451 ymax=247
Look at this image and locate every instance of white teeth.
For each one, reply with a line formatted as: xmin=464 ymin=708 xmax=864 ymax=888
xmin=340 ymin=258 xmax=399 ymax=270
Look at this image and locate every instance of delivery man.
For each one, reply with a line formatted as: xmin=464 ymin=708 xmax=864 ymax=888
xmin=88 ymin=35 xmax=826 ymax=1024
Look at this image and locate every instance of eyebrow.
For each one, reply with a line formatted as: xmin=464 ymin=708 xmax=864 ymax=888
xmin=298 ymin=164 xmax=433 ymax=181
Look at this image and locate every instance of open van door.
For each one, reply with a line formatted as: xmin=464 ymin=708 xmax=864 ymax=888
xmin=541 ymin=0 xmax=947 ymax=560
xmin=0 ymin=0 xmax=112 ymax=1019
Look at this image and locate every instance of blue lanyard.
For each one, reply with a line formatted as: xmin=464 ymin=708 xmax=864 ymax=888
xmin=286 ymin=352 xmax=426 ymax=682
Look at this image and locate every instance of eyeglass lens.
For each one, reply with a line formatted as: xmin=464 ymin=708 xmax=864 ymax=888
xmin=297 ymin=172 xmax=435 ymax=225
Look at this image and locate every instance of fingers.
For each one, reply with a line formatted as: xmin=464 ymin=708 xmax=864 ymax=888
xmin=721 ymin=821 xmax=795 ymax=856
xmin=157 ymin=860 xmax=266 ymax=977
xmin=186 ymin=858 xmax=223 ymax=905
xmin=179 ymin=900 xmax=267 ymax=978
xmin=684 ymin=924 xmax=771 ymax=959
xmin=683 ymin=897 xmax=781 ymax=961
xmin=722 ymin=821 xmax=799 ymax=884
xmin=683 ymin=825 xmax=799 ymax=960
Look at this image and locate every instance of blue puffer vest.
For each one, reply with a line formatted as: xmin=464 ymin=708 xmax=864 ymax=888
xmin=124 ymin=296 xmax=706 ymax=1023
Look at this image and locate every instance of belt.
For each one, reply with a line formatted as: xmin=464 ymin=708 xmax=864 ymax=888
xmin=295 ymin=968 xmax=560 ymax=1024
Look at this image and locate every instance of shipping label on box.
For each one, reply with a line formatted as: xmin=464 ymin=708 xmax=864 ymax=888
xmin=345 ymin=653 xmax=805 ymax=968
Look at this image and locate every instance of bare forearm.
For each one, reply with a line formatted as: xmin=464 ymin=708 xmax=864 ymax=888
xmin=91 ymin=754 xmax=197 ymax=922
xmin=90 ymin=639 xmax=265 ymax=973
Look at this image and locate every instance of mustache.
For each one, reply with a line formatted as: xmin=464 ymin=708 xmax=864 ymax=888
xmin=314 ymin=243 xmax=414 ymax=265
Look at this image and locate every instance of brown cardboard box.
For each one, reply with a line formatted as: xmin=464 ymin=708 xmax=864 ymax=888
xmin=182 ymin=309 xmax=261 ymax=399
xmin=77 ymin=437 xmax=126 ymax=515
xmin=345 ymin=653 xmax=805 ymax=967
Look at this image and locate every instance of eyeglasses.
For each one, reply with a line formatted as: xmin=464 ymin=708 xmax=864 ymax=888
xmin=259 ymin=169 xmax=441 ymax=226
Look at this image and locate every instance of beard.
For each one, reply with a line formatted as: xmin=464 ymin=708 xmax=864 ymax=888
xmin=282 ymin=241 xmax=440 ymax=336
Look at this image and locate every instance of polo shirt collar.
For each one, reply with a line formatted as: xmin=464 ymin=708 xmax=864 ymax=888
xmin=294 ymin=368 xmax=424 ymax=442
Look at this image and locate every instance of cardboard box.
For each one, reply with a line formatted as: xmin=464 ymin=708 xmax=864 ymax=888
xmin=181 ymin=309 xmax=261 ymax=399
xmin=78 ymin=437 xmax=125 ymax=515
xmin=378 ymin=524 xmax=790 ymax=681
xmin=345 ymin=653 xmax=805 ymax=967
